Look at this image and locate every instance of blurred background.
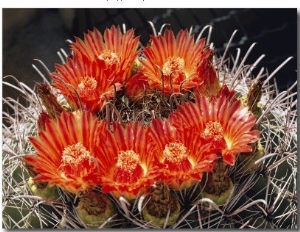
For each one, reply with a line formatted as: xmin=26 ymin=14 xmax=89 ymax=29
xmin=2 ymin=8 xmax=297 ymax=109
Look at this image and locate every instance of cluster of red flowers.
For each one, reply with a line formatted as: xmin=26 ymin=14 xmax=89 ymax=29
xmin=25 ymin=26 xmax=259 ymax=199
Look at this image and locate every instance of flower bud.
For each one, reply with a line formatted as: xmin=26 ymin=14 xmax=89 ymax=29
xmin=36 ymin=83 xmax=64 ymax=118
xmin=76 ymin=189 xmax=116 ymax=228
xmin=201 ymin=159 xmax=233 ymax=205
xmin=142 ymin=182 xmax=181 ymax=227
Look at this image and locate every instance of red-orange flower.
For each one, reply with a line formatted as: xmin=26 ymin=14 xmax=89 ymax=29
xmin=71 ymin=25 xmax=140 ymax=83
xmin=24 ymin=111 xmax=103 ymax=194
xmin=170 ymin=86 xmax=260 ymax=165
xmin=95 ymin=121 xmax=159 ymax=199
xmin=149 ymin=119 xmax=219 ymax=189
xmin=134 ymin=28 xmax=216 ymax=94
xmin=51 ymin=57 xmax=122 ymax=112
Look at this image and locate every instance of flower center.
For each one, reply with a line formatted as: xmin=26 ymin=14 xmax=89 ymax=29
xmin=59 ymin=142 xmax=95 ymax=177
xmin=113 ymin=150 xmax=144 ymax=184
xmin=98 ymin=50 xmax=120 ymax=66
xmin=162 ymin=56 xmax=185 ymax=76
xmin=163 ymin=142 xmax=188 ymax=164
xmin=116 ymin=150 xmax=140 ymax=173
xmin=202 ymin=121 xmax=224 ymax=141
xmin=77 ymin=76 xmax=97 ymax=98
xmin=163 ymin=142 xmax=192 ymax=172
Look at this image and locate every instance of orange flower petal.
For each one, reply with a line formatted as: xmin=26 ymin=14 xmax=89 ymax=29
xmin=71 ymin=26 xmax=140 ymax=83
xmin=149 ymin=119 xmax=219 ymax=189
xmin=25 ymin=111 xmax=104 ymax=193
xmin=51 ymin=57 xmax=121 ymax=112
xmin=139 ymin=28 xmax=217 ymax=94
xmin=124 ymin=72 xmax=150 ymax=102
xmin=170 ymin=86 xmax=260 ymax=165
xmin=95 ymin=121 xmax=159 ymax=199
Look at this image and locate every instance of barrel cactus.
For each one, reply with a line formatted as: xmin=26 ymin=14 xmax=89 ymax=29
xmin=2 ymin=23 xmax=297 ymax=229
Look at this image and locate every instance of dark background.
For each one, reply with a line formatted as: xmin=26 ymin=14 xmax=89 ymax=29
xmin=2 ymin=9 xmax=297 ymax=107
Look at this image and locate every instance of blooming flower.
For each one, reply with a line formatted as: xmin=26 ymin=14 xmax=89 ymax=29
xmin=95 ymin=121 xmax=159 ymax=199
xmin=133 ymin=28 xmax=217 ymax=94
xmin=24 ymin=111 xmax=103 ymax=194
xmin=51 ymin=56 xmax=122 ymax=112
xmin=149 ymin=118 xmax=220 ymax=189
xmin=71 ymin=25 xmax=140 ymax=83
xmin=170 ymin=86 xmax=260 ymax=165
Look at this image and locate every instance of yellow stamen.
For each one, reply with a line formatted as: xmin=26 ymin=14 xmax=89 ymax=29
xmin=98 ymin=50 xmax=120 ymax=65
xmin=78 ymin=76 xmax=97 ymax=97
xmin=203 ymin=121 xmax=224 ymax=141
xmin=116 ymin=150 xmax=140 ymax=173
xmin=61 ymin=142 xmax=91 ymax=165
xmin=162 ymin=56 xmax=185 ymax=76
xmin=163 ymin=142 xmax=188 ymax=164
xmin=59 ymin=142 xmax=93 ymax=177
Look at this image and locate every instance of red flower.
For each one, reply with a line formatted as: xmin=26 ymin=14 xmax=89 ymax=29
xmin=134 ymin=28 xmax=216 ymax=94
xmin=51 ymin=57 xmax=122 ymax=112
xmin=24 ymin=111 xmax=104 ymax=194
xmin=149 ymin=119 xmax=219 ymax=189
xmin=95 ymin=121 xmax=159 ymax=199
xmin=170 ymin=86 xmax=260 ymax=165
xmin=71 ymin=25 xmax=140 ymax=83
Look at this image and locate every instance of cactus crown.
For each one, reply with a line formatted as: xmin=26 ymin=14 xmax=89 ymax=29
xmin=2 ymin=23 xmax=297 ymax=229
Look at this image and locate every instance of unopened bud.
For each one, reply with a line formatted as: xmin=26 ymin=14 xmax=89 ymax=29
xmin=142 ymin=182 xmax=181 ymax=227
